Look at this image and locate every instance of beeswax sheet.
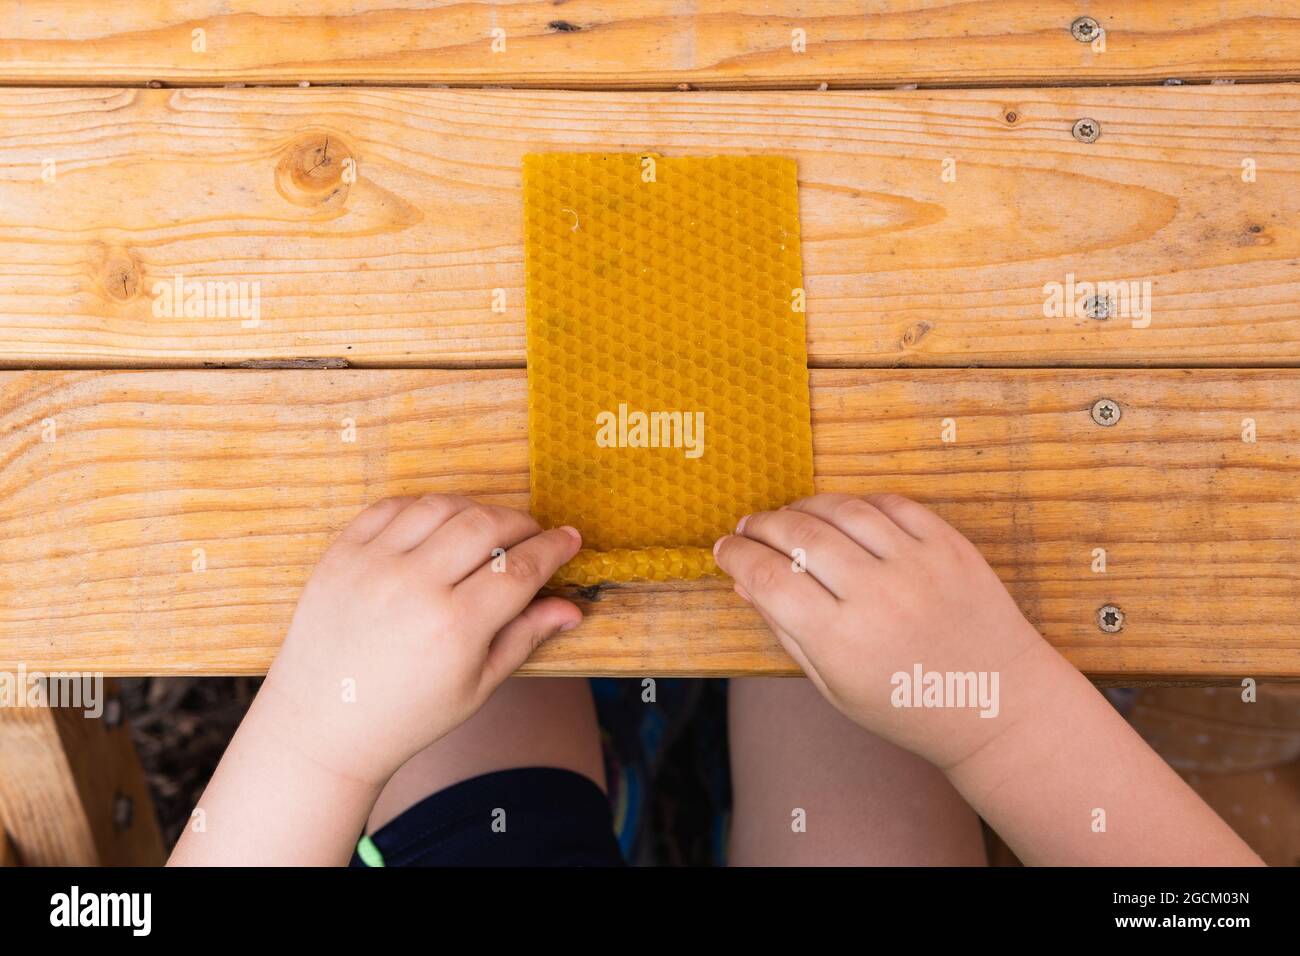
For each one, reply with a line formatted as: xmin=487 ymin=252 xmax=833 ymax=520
xmin=523 ymin=153 xmax=814 ymax=586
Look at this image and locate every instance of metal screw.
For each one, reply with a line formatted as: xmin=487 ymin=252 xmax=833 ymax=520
xmin=102 ymin=695 xmax=123 ymax=729
xmin=1097 ymin=604 xmax=1125 ymax=633
xmin=112 ymin=793 xmax=134 ymax=832
xmin=1071 ymin=17 xmax=1102 ymax=43
xmin=1072 ymin=118 xmax=1101 ymax=143
xmin=1083 ymin=294 xmax=1111 ymax=320
xmin=1091 ymin=398 xmax=1121 ymax=426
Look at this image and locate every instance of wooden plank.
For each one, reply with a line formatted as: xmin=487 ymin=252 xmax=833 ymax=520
xmin=0 ymin=680 xmax=166 ymax=866
xmin=3 ymin=84 xmax=1299 ymax=369
xmin=0 ymin=368 xmax=1296 ymax=680
xmin=2 ymin=1 xmax=1298 ymax=88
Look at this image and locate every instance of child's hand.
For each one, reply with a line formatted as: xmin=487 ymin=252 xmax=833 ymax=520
xmin=713 ymin=493 xmax=1054 ymax=771
xmin=259 ymin=495 xmax=583 ymax=787
xmin=716 ymin=493 xmax=1264 ymax=867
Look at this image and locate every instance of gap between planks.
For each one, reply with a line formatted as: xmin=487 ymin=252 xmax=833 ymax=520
xmin=7 ymin=77 xmax=1300 ymax=93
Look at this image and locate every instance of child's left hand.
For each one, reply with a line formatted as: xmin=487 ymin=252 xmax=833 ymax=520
xmin=256 ymin=495 xmax=583 ymax=788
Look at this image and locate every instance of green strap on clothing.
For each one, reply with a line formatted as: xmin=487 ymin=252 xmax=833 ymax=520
xmin=356 ymin=834 xmax=385 ymax=868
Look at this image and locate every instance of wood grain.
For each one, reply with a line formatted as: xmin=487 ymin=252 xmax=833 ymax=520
xmin=2 ymin=1 xmax=1298 ymax=88
xmin=2 ymin=84 xmax=1298 ymax=369
xmin=0 ymin=681 xmax=165 ymax=866
xmin=0 ymin=368 xmax=1296 ymax=680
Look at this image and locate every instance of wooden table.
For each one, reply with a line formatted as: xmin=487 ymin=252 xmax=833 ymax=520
xmin=2 ymin=2 xmax=1298 ymax=685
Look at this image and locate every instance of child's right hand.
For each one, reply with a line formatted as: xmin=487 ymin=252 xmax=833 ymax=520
xmin=170 ymin=494 xmax=585 ymax=866
xmin=713 ymin=493 xmax=1058 ymax=772
xmin=258 ymin=494 xmax=583 ymax=789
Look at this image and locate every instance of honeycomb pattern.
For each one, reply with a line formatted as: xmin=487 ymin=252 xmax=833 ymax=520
xmin=523 ymin=153 xmax=814 ymax=586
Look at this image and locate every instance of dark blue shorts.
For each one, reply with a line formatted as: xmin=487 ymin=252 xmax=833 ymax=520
xmin=349 ymin=767 xmax=625 ymax=867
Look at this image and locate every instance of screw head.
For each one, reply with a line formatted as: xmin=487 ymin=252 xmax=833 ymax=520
xmin=1071 ymin=16 xmax=1102 ymax=43
xmin=1091 ymin=398 xmax=1121 ymax=426
xmin=1097 ymin=604 xmax=1125 ymax=633
xmin=1083 ymin=294 xmax=1111 ymax=320
xmin=1072 ymin=118 xmax=1101 ymax=143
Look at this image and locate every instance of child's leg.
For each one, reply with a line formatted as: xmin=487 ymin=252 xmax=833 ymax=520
xmin=368 ymin=677 xmax=605 ymax=832
xmin=727 ymin=677 xmax=986 ymax=866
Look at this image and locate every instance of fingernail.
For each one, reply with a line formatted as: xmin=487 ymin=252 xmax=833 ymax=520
xmin=558 ymin=525 xmax=581 ymax=544
xmin=713 ymin=535 xmax=727 ymax=558
xmin=734 ymin=584 xmax=752 ymax=603
xmin=559 ymin=619 xmax=581 ymax=632
xmin=735 ymin=514 xmax=750 ymax=534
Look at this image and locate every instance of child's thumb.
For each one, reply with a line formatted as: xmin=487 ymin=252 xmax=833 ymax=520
xmin=481 ymin=596 xmax=581 ymax=688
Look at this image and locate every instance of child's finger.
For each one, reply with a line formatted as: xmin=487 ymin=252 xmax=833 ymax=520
xmin=738 ymin=586 xmax=828 ymax=688
xmin=415 ymin=503 xmax=544 ymax=582
xmin=713 ymin=533 xmax=837 ymax=642
xmin=737 ymin=508 xmax=874 ymax=596
xmin=334 ymin=496 xmax=418 ymax=545
xmin=860 ymin=493 xmax=948 ymax=541
xmin=369 ymin=494 xmax=474 ymax=552
xmin=454 ymin=526 xmax=583 ymax=632
xmin=784 ymin=494 xmax=916 ymax=557
xmin=480 ymin=596 xmax=581 ymax=689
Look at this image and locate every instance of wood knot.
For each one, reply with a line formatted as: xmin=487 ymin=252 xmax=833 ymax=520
xmin=900 ymin=320 xmax=933 ymax=349
xmin=1238 ymin=223 xmax=1271 ymax=247
xmin=98 ymin=247 xmax=142 ymax=302
xmin=276 ymin=133 xmax=353 ymax=207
